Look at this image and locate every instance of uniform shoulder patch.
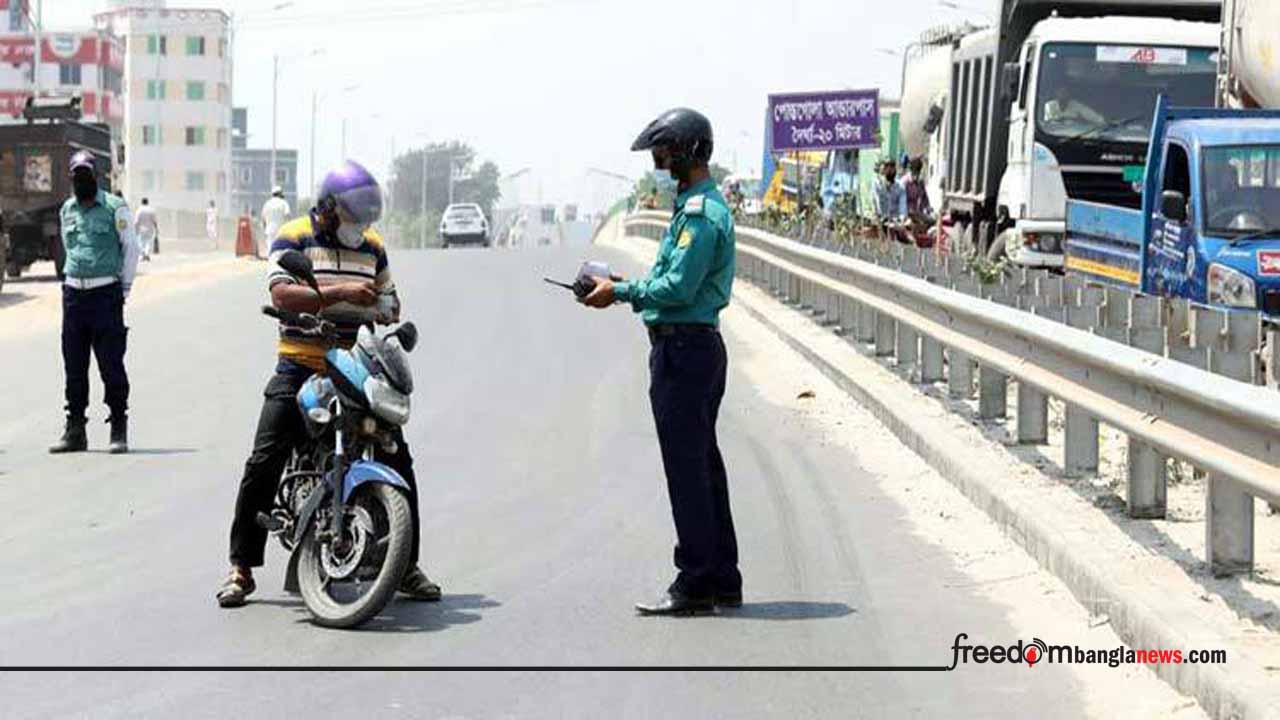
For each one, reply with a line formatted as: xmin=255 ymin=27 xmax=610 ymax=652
xmin=684 ymin=194 xmax=705 ymax=215
xmin=116 ymin=217 xmax=129 ymax=232
xmin=677 ymin=228 xmax=694 ymax=248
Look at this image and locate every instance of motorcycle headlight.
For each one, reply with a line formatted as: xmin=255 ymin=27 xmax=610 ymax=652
xmin=363 ymin=375 xmax=411 ymax=426
xmin=1207 ymin=263 xmax=1257 ymax=309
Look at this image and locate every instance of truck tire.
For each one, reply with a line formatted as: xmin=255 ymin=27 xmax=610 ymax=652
xmin=0 ymin=239 xmax=6 ymax=295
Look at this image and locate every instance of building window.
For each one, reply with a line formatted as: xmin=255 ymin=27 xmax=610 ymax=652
xmin=185 ymin=36 xmax=205 ymax=56
xmin=275 ymin=168 xmax=289 ymax=185
xmin=143 ymin=171 xmax=156 ymax=191
xmin=218 ymin=38 xmax=227 ymax=58
xmin=185 ymin=126 xmax=206 ymax=146
xmin=216 ymin=128 xmax=227 ymax=149
xmin=186 ymin=171 xmax=205 ymax=191
xmin=217 ymin=83 xmax=228 ymax=104
xmin=217 ymin=172 xmax=227 ymax=193
xmin=239 ymin=166 xmax=252 ymax=185
xmin=142 ymin=125 xmax=161 ymax=145
xmin=186 ymin=81 xmax=205 ymax=101
xmin=146 ymin=79 xmax=165 ymax=100
xmin=59 ymin=63 xmax=81 ymax=86
xmin=146 ymin=34 xmax=167 ymax=55
xmin=104 ymin=67 xmax=123 ymax=95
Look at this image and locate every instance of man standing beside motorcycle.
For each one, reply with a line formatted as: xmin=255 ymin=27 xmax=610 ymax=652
xmin=217 ymin=161 xmax=441 ymax=608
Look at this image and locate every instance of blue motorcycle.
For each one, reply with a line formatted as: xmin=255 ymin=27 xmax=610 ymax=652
xmin=259 ymin=250 xmax=419 ymax=628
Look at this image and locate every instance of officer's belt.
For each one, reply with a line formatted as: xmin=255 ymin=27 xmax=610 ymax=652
xmin=64 ymin=276 xmax=119 ymax=290
xmin=648 ymin=323 xmax=718 ymax=343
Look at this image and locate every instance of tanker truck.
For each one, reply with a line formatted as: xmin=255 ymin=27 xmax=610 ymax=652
xmin=1217 ymin=0 xmax=1279 ymax=110
xmin=934 ymin=0 xmax=1221 ymax=268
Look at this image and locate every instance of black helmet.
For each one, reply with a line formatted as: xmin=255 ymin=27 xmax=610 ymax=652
xmin=631 ymin=107 xmax=714 ymax=163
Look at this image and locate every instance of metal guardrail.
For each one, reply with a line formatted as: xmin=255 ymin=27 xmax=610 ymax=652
xmin=624 ymin=211 xmax=1280 ymax=576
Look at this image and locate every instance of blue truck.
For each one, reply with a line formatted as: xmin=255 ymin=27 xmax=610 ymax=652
xmin=1065 ymin=95 xmax=1280 ymax=319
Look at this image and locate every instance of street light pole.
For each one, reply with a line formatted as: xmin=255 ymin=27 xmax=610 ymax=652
xmin=420 ymin=148 xmax=428 ymax=248
xmin=271 ymin=53 xmax=278 ymax=191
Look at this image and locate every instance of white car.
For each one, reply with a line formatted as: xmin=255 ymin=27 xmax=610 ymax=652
xmin=439 ymin=203 xmax=490 ymax=248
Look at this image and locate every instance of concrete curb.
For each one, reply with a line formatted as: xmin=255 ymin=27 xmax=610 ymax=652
xmin=605 ymin=225 xmax=1280 ymax=720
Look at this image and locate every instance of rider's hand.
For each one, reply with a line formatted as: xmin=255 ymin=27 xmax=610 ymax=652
xmin=579 ymin=277 xmax=616 ymax=308
xmin=335 ymin=281 xmax=378 ymax=307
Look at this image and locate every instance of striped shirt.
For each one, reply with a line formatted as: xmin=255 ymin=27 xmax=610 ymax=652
xmin=267 ymin=213 xmax=395 ymax=371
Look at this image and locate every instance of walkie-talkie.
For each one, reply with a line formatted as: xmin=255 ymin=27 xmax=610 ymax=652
xmin=543 ymin=261 xmax=616 ymax=299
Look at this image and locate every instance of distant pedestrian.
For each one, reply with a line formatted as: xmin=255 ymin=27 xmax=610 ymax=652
xmin=580 ymin=108 xmax=741 ymax=616
xmin=260 ymin=185 xmax=290 ymax=256
xmin=49 ymin=151 xmax=138 ymax=455
xmin=134 ymin=197 xmax=158 ymax=259
xmin=206 ymin=199 xmax=218 ymax=249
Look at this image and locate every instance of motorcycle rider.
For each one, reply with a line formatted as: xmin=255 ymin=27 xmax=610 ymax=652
xmin=217 ymin=160 xmax=441 ymax=608
xmin=871 ymin=160 xmax=909 ymax=243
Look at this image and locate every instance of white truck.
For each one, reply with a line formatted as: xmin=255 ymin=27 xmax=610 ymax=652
xmin=930 ymin=0 xmax=1221 ymax=268
xmin=1217 ymin=0 xmax=1280 ymax=111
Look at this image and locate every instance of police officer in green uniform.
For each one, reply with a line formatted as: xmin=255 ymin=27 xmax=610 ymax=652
xmin=581 ymin=108 xmax=741 ymax=615
xmin=49 ymin=151 xmax=139 ymax=455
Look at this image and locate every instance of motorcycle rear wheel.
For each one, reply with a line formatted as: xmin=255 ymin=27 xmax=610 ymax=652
xmin=297 ymin=483 xmax=413 ymax=629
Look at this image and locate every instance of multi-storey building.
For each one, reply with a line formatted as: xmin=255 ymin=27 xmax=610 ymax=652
xmin=0 ymin=30 xmax=125 ymax=134
xmin=93 ymin=2 xmax=231 ymax=217
xmin=231 ymin=106 xmax=299 ymax=217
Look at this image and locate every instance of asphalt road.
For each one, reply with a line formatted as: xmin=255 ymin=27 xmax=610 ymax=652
xmin=0 ymin=246 xmax=1168 ymax=718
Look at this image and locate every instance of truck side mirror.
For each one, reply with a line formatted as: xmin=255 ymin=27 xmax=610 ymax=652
xmin=1160 ymin=190 xmax=1188 ymax=224
xmin=1001 ymin=62 xmax=1021 ymax=101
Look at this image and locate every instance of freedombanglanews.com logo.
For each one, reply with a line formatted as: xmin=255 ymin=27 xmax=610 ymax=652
xmin=947 ymin=633 xmax=1226 ymax=669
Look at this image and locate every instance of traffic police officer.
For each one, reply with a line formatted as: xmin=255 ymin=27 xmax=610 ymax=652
xmin=49 ymin=151 xmax=139 ymax=455
xmin=581 ymin=108 xmax=741 ymax=615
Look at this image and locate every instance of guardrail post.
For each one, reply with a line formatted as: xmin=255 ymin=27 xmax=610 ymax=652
xmin=896 ymin=322 xmax=919 ymax=377
xmin=1016 ymin=383 xmax=1048 ymax=444
xmin=1126 ymin=295 xmax=1167 ymax=517
xmin=1203 ymin=308 xmax=1261 ymax=575
xmin=1268 ymin=328 xmax=1280 ymax=389
xmin=875 ymin=311 xmax=895 ymax=357
xmin=947 ymin=276 xmax=982 ymax=399
xmin=979 ymin=365 xmax=1007 ymax=419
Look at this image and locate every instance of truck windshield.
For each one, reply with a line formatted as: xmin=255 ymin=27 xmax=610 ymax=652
xmin=1203 ymin=145 xmax=1280 ymax=236
xmin=1038 ymin=44 xmax=1216 ymax=144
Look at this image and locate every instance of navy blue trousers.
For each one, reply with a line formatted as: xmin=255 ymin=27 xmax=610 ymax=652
xmin=61 ymin=284 xmax=129 ymax=421
xmin=648 ymin=330 xmax=741 ymax=598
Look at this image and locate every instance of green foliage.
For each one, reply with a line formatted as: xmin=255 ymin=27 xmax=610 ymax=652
xmin=389 ymin=141 xmax=501 ymax=230
xmin=964 ymin=252 xmax=1010 ymax=285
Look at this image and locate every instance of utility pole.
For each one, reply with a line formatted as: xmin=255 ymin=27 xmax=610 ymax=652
xmin=420 ymin=147 xmax=428 ymax=248
xmin=309 ymin=90 xmax=317 ymax=198
xmin=31 ymin=0 xmax=42 ymax=98
xmin=270 ymin=53 xmax=278 ymax=191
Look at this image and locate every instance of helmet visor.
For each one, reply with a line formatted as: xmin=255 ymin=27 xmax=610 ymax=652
xmin=334 ymin=184 xmax=383 ymax=224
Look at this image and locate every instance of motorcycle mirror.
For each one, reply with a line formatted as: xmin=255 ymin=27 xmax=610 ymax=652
xmin=278 ymin=249 xmax=320 ymax=295
xmin=394 ymin=322 xmax=418 ymax=353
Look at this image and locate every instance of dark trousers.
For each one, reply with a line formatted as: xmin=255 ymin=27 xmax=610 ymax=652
xmin=61 ymin=283 xmax=129 ymax=421
xmin=228 ymin=370 xmax=422 ymax=569
xmin=649 ymin=330 xmax=741 ymax=598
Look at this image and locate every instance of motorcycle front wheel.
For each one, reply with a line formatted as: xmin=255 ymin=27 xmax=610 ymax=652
xmin=297 ymin=483 xmax=413 ymax=629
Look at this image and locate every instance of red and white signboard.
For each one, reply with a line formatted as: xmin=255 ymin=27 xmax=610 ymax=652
xmin=1096 ymin=46 xmax=1188 ymax=65
xmin=1258 ymin=250 xmax=1280 ymax=276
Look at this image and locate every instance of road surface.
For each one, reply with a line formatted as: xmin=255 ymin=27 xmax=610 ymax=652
xmin=0 ymin=245 xmax=1199 ymax=718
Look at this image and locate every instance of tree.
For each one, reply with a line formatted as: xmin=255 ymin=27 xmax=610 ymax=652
xmin=710 ymin=163 xmax=732 ymax=185
xmin=388 ymin=140 xmax=502 ymax=225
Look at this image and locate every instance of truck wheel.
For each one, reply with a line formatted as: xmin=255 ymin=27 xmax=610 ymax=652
xmin=0 ymin=242 xmax=6 ymax=294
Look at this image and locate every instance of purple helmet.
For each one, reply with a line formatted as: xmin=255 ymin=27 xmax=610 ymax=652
xmin=317 ymin=160 xmax=382 ymax=224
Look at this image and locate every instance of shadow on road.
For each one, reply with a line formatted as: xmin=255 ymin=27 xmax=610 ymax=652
xmin=0 ymin=292 xmax=35 ymax=309
xmin=717 ymin=600 xmax=855 ymax=621
xmin=86 ymin=448 xmax=200 ymax=456
xmin=257 ymin=592 xmax=501 ymax=633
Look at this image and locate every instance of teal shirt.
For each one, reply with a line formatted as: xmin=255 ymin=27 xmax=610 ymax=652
xmin=60 ymin=190 xmax=127 ymax=280
xmin=615 ymin=178 xmax=735 ymax=326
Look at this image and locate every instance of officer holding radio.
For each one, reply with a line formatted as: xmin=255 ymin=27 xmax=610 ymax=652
xmin=579 ymin=107 xmax=741 ymax=616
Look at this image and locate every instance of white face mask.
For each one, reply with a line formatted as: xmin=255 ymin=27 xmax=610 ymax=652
xmin=653 ymin=169 xmax=676 ymax=191
xmin=336 ymin=223 xmax=368 ymax=249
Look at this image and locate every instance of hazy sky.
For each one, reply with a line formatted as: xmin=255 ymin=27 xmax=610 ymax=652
xmin=48 ymin=0 xmax=995 ymax=211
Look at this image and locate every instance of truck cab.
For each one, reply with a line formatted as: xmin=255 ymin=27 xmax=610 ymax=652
xmin=997 ymin=17 xmax=1219 ymax=268
xmin=1066 ymin=97 xmax=1280 ymax=319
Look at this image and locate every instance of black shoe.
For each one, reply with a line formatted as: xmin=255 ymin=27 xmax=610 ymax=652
xmin=635 ymin=591 xmax=715 ymax=616
xmin=715 ymin=591 xmax=743 ymax=608
xmin=49 ymin=418 xmax=88 ymax=454
xmin=108 ymin=415 xmax=128 ymax=454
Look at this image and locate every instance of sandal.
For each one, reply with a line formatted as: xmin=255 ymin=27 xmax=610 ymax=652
xmin=399 ymin=567 xmax=442 ymax=601
xmin=216 ymin=567 xmax=256 ymax=608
